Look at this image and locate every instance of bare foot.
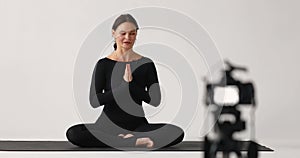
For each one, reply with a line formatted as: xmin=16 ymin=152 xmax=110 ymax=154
xmin=118 ymin=134 xmax=125 ymax=137
xmin=135 ymin=137 xmax=154 ymax=148
xmin=118 ymin=133 xmax=134 ymax=139
xmin=123 ymin=134 xmax=134 ymax=139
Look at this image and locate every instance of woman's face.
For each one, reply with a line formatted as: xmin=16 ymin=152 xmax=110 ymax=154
xmin=112 ymin=22 xmax=137 ymax=51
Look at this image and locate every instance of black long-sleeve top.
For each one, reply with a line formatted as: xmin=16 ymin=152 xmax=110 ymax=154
xmin=89 ymin=56 xmax=161 ymax=130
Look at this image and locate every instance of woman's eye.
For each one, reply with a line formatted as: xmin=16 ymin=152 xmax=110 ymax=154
xmin=130 ymin=32 xmax=136 ymax=35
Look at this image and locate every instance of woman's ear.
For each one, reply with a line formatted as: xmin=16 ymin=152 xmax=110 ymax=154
xmin=112 ymin=29 xmax=116 ymax=38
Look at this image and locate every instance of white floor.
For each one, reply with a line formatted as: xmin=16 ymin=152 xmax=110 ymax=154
xmin=0 ymin=149 xmax=298 ymax=158
xmin=0 ymin=151 xmax=297 ymax=158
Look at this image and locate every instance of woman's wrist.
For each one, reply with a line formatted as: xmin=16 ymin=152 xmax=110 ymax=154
xmin=123 ymin=76 xmax=132 ymax=82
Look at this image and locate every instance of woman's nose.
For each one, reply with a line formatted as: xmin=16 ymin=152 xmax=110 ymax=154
xmin=125 ymin=33 xmax=130 ymax=39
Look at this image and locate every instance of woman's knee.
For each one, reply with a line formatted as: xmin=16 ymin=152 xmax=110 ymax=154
xmin=167 ymin=124 xmax=185 ymax=144
xmin=156 ymin=124 xmax=185 ymax=142
xmin=165 ymin=124 xmax=185 ymax=135
xmin=66 ymin=124 xmax=86 ymax=143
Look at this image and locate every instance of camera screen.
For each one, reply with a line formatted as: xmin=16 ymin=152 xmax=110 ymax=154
xmin=213 ymin=86 xmax=239 ymax=105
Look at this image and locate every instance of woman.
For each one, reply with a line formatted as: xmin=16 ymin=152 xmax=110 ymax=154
xmin=66 ymin=14 xmax=184 ymax=149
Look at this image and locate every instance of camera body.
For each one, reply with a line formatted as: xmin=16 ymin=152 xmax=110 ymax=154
xmin=204 ymin=61 xmax=258 ymax=158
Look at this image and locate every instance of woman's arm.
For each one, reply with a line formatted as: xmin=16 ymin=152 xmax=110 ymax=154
xmin=129 ymin=61 xmax=161 ymax=107
xmin=89 ymin=60 xmax=129 ymax=108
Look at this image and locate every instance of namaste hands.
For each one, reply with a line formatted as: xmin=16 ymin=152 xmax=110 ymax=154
xmin=123 ymin=64 xmax=133 ymax=82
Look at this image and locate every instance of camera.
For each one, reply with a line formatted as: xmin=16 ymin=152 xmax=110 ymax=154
xmin=203 ymin=60 xmax=258 ymax=158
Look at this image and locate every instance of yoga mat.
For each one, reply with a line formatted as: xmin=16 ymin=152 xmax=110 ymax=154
xmin=0 ymin=141 xmax=273 ymax=152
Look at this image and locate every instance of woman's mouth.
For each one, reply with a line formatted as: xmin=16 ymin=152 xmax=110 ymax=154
xmin=123 ymin=41 xmax=131 ymax=44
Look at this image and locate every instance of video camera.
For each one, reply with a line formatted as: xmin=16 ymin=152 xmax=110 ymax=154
xmin=204 ymin=60 xmax=258 ymax=158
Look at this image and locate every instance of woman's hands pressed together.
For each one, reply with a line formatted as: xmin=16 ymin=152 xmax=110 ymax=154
xmin=123 ymin=64 xmax=133 ymax=82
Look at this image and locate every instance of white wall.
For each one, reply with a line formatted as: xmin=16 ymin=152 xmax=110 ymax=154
xmin=0 ymin=0 xmax=299 ymax=146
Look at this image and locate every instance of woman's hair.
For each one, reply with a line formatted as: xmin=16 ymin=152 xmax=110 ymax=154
xmin=112 ymin=14 xmax=139 ymax=50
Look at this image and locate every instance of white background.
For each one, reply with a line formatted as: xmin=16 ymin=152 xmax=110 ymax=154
xmin=0 ymin=0 xmax=300 ymax=157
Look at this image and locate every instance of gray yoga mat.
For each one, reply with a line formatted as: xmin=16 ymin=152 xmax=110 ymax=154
xmin=0 ymin=141 xmax=273 ymax=152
